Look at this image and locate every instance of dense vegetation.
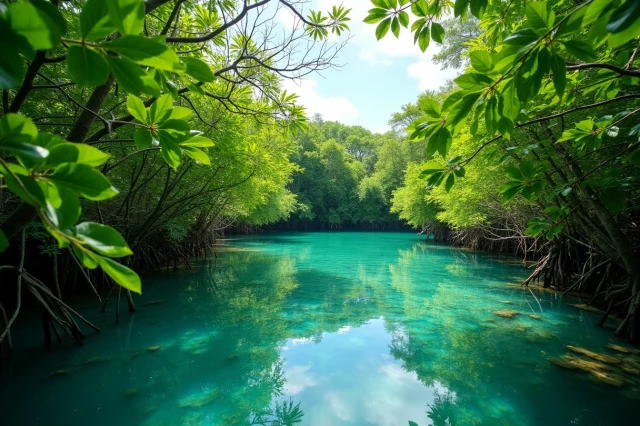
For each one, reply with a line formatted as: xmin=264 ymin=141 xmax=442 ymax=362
xmin=361 ymin=0 xmax=640 ymax=344
xmin=0 ymin=0 xmax=350 ymax=348
xmin=279 ymin=116 xmax=421 ymax=230
xmin=1 ymin=0 xmax=640 ymax=357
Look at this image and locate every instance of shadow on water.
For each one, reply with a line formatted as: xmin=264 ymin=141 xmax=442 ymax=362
xmin=1 ymin=232 xmax=638 ymax=426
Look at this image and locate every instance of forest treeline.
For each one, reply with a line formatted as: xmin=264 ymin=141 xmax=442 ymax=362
xmin=1 ymin=0 xmax=640 ymax=350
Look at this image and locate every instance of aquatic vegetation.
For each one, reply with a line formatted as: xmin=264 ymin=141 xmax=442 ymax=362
xmin=44 ymin=370 xmax=69 ymax=380
xmin=549 ymin=355 xmax=609 ymax=373
xmin=124 ymin=388 xmax=139 ymax=397
xmin=493 ymin=310 xmax=520 ymax=319
xmin=528 ymin=314 xmax=542 ymax=320
xmin=590 ymin=371 xmax=626 ymax=387
xmin=566 ymin=346 xmax=621 ymax=364
xmin=608 ymin=344 xmax=640 ymax=355
xmin=177 ymin=388 xmax=220 ymax=409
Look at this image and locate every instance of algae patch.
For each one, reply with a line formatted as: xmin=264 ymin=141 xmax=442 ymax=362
xmin=566 ymin=345 xmax=620 ymax=364
xmin=178 ymin=388 xmax=220 ymax=408
xmin=494 ymin=310 xmax=520 ymax=319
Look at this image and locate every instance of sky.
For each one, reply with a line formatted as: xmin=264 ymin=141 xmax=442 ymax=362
xmin=277 ymin=0 xmax=460 ymax=133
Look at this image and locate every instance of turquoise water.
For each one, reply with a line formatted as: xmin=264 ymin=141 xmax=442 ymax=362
xmin=1 ymin=232 xmax=638 ymax=425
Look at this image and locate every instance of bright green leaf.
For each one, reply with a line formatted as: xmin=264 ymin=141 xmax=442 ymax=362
xmin=66 ymin=45 xmax=109 ymax=87
xmin=49 ymin=163 xmax=118 ymax=201
xmin=80 ymin=0 xmax=116 ymax=40
xmin=431 ymin=22 xmax=445 ymax=44
xmin=76 ymin=222 xmax=133 ymax=257
xmin=182 ymin=146 xmax=211 ymax=165
xmin=99 ymin=256 xmax=141 ymax=293
xmin=106 ymin=0 xmax=145 ymax=35
xmin=183 ymin=57 xmax=215 ymax=82
xmin=45 ymin=143 xmax=111 ymax=168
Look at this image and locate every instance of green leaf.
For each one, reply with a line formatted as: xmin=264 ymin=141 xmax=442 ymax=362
xmin=180 ymin=135 xmax=214 ymax=147
xmin=76 ymin=222 xmax=133 ymax=257
xmin=183 ymin=57 xmax=215 ymax=82
xmin=418 ymin=98 xmax=441 ymax=120
xmin=561 ymin=40 xmax=596 ymax=62
xmin=149 ymin=94 xmax=174 ymax=124
xmin=40 ymin=182 xmax=80 ymax=230
xmin=105 ymin=36 xmax=184 ymax=72
xmin=0 ymin=114 xmax=47 ymax=161
xmin=364 ymin=9 xmax=388 ymax=24
xmin=0 ymin=230 xmax=8 ymax=252
xmin=607 ymin=1 xmax=640 ymax=49
xmin=182 ymin=146 xmax=211 ymax=165
xmin=159 ymin=119 xmax=190 ymax=135
xmin=391 ymin=18 xmax=400 ymax=38
xmin=160 ymin=137 xmax=182 ymax=169
xmin=0 ymin=30 xmax=27 ymax=89
xmin=7 ymin=0 xmax=66 ymax=50
xmin=169 ymin=106 xmax=192 ymax=121
xmin=503 ymin=28 xmax=538 ymax=48
xmin=0 ymin=139 xmax=49 ymax=161
xmin=105 ymin=56 xmax=147 ymax=96
xmin=66 ymin=45 xmax=109 ymax=87
xmin=500 ymin=80 xmax=520 ymax=121
xmin=606 ymin=0 xmax=640 ymax=34
xmin=398 ymin=11 xmax=409 ymax=28
xmin=469 ymin=0 xmax=488 ymax=19
xmin=420 ymin=161 xmax=445 ymax=177
xmin=418 ymin=27 xmax=430 ymax=52
xmin=45 ymin=143 xmax=111 ymax=167
xmin=525 ymin=1 xmax=555 ymax=35
xmin=408 ymin=421 xmax=419 ymax=426
xmin=445 ymin=173 xmax=455 ymax=192
xmin=500 ymin=181 xmax=523 ymax=202
xmin=376 ymin=18 xmax=392 ymax=40
xmin=80 ymin=0 xmax=116 ymax=40
xmin=485 ymin=95 xmax=498 ymax=135
xmin=72 ymin=245 xmax=98 ymax=268
xmin=453 ymin=166 xmax=466 ymax=178
xmin=550 ymin=53 xmax=566 ymax=98
xmin=469 ymin=51 xmax=493 ymax=73
xmin=454 ymin=73 xmax=494 ymax=91
xmin=411 ymin=0 xmax=429 ymax=17
xmin=127 ymin=95 xmax=148 ymax=124
xmin=98 ymin=256 xmax=141 ymax=294
xmin=428 ymin=127 xmax=452 ymax=158
xmin=599 ymin=189 xmax=625 ymax=213
xmin=454 ymin=0 xmax=470 ymax=17
xmin=447 ymin=92 xmax=482 ymax=127
xmin=411 ymin=18 xmax=426 ymax=32
xmin=106 ymin=0 xmax=145 ymax=35
xmin=49 ymin=163 xmax=118 ymax=201
xmin=134 ymin=128 xmax=153 ymax=149
xmin=0 ymin=113 xmax=38 ymax=141
xmin=1 ymin=163 xmax=47 ymax=206
xmin=431 ymin=22 xmax=445 ymax=44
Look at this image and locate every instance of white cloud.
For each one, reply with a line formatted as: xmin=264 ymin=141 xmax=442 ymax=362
xmin=316 ymin=0 xmax=427 ymax=66
xmin=337 ymin=325 xmax=351 ymax=334
xmin=407 ymin=55 xmax=459 ymax=91
xmin=282 ymin=78 xmax=360 ymax=124
xmin=278 ymin=8 xmax=298 ymax=29
xmin=283 ymin=364 xmax=318 ymax=395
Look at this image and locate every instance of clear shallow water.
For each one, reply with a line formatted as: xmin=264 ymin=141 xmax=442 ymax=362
xmin=1 ymin=232 xmax=638 ymax=426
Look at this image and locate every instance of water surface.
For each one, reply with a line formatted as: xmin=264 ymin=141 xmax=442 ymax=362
xmin=1 ymin=232 xmax=638 ymax=425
